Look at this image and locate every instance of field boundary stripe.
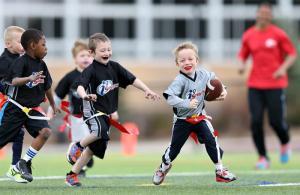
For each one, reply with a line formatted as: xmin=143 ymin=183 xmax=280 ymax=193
xmin=1 ymin=169 xmax=300 ymax=182
xmin=259 ymin=183 xmax=300 ymax=187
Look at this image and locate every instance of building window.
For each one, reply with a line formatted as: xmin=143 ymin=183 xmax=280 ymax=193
xmin=223 ymin=19 xmax=255 ymax=39
xmin=4 ymin=17 xmax=63 ymax=38
xmin=153 ymin=19 xmax=207 ymax=39
xmin=153 ymin=0 xmax=206 ymax=4
xmin=223 ymin=0 xmax=277 ymax=5
xmin=293 ymin=0 xmax=300 ymax=5
xmin=80 ymin=18 xmax=135 ymax=39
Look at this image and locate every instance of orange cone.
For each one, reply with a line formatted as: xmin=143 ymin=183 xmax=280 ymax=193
xmin=0 ymin=147 xmax=6 ymax=160
xmin=120 ymin=122 xmax=139 ymax=156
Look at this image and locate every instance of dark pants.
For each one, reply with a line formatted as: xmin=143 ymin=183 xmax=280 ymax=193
xmin=162 ymin=119 xmax=223 ymax=165
xmin=248 ymin=88 xmax=289 ymax=158
xmin=11 ymin=128 xmax=25 ymax=165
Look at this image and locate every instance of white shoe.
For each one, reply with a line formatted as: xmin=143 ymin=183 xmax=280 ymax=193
xmin=6 ymin=166 xmax=28 ymax=183
xmin=153 ymin=163 xmax=172 ymax=185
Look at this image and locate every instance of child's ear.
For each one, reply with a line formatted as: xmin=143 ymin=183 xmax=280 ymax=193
xmin=30 ymin=42 xmax=36 ymax=50
xmin=5 ymin=41 xmax=11 ymax=48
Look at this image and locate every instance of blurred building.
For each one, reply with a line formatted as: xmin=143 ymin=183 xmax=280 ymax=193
xmin=0 ymin=0 xmax=299 ymax=62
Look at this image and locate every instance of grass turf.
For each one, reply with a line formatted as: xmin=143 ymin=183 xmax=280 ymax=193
xmin=0 ymin=150 xmax=300 ymax=194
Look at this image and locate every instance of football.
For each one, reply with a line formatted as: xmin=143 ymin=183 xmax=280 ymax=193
xmin=205 ymin=79 xmax=223 ymax=101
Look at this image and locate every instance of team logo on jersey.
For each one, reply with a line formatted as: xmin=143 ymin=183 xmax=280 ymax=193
xmin=25 ymin=72 xmax=44 ymax=88
xmin=96 ymin=80 xmax=119 ymax=96
xmin=186 ymin=89 xmax=205 ymax=100
xmin=265 ymin=38 xmax=277 ymax=48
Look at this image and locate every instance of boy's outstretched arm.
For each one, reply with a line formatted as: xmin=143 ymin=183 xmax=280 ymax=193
xmin=132 ymin=78 xmax=160 ymax=101
xmin=45 ymin=88 xmax=60 ymax=115
xmin=12 ymin=71 xmax=45 ymax=86
xmin=77 ymin=85 xmax=97 ymax=102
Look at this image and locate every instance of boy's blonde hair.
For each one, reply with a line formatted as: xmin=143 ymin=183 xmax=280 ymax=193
xmin=88 ymin=33 xmax=110 ymax=52
xmin=173 ymin=42 xmax=199 ymax=63
xmin=4 ymin=26 xmax=25 ymax=42
xmin=72 ymin=40 xmax=89 ymax=58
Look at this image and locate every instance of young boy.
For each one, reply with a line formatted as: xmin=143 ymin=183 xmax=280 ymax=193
xmin=152 ymin=42 xmax=236 ymax=185
xmin=48 ymin=40 xmax=94 ymax=176
xmin=0 ymin=26 xmax=27 ymax=183
xmin=65 ymin=33 xmax=159 ymax=187
xmin=0 ymin=28 xmax=58 ymax=182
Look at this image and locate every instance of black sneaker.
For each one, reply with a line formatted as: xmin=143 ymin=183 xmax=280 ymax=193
xmin=16 ymin=159 xmax=33 ymax=182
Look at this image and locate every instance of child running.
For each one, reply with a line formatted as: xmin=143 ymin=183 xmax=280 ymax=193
xmin=0 ymin=28 xmax=58 ymax=182
xmin=152 ymin=42 xmax=236 ymax=185
xmin=65 ymin=33 xmax=159 ymax=186
xmin=48 ymin=40 xmax=94 ymax=176
xmin=0 ymin=26 xmax=27 ymax=183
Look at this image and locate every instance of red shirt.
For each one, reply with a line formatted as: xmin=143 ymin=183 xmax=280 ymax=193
xmin=238 ymin=24 xmax=297 ymax=89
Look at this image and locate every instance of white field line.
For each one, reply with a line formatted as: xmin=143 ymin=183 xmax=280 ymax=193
xmin=259 ymin=183 xmax=300 ymax=187
xmin=1 ymin=169 xmax=300 ymax=182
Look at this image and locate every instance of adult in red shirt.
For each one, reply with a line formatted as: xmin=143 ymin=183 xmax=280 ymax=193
xmin=237 ymin=2 xmax=297 ymax=169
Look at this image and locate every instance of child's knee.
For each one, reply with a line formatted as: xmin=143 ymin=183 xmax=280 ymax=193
xmin=39 ymin=128 xmax=52 ymax=140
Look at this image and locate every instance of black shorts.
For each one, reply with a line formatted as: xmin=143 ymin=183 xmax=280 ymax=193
xmin=0 ymin=102 xmax=50 ymax=148
xmin=84 ymin=114 xmax=110 ymax=159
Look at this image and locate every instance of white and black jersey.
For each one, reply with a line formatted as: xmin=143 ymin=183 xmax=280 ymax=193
xmin=163 ymin=67 xmax=215 ymax=119
xmin=76 ymin=60 xmax=136 ymax=115
xmin=7 ymin=54 xmax=52 ymax=107
xmin=55 ymin=69 xmax=82 ymax=115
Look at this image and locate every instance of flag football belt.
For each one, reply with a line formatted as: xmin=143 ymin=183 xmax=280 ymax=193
xmin=83 ymin=111 xmax=137 ymax=135
xmin=185 ymin=114 xmax=212 ymax=125
xmin=7 ymin=97 xmax=50 ymax=121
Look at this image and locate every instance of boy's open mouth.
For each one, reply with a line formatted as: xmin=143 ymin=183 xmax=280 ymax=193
xmin=184 ymin=66 xmax=192 ymax=71
xmin=102 ymin=57 xmax=109 ymax=60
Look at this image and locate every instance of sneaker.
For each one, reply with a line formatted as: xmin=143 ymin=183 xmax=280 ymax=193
xmin=67 ymin=142 xmax=84 ymax=165
xmin=280 ymin=144 xmax=291 ymax=164
xmin=6 ymin=166 xmax=28 ymax=183
xmin=15 ymin=159 xmax=33 ymax=182
xmin=65 ymin=173 xmax=81 ymax=187
xmin=255 ymin=156 xmax=270 ymax=170
xmin=216 ymin=168 xmax=237 ymax=183
xmin=152 ymin=163 xmax=172 ymax=185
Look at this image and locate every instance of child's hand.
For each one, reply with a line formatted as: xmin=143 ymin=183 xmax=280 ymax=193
xmin=51 ymin=105 xmax=61 ymax=116
xmin=145 ymin=90 xmax=160 ymax=101
xmin=189 ymin=99 xmax=199 ymax=109
xmin=215 ymin=87 xmax=227 ymax=101
xmin=83 ymin=94 xmax=97 ymax=102
xmin=29 ymin=71 xmax=45 ymax=82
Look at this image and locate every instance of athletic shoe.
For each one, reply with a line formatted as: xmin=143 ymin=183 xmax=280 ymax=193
xmin=280 ymin=144 xmax=291 ymax=164
xmin=216 ymin=168 xmax=237 ymax=183
xmin=67 ymin=142 xmax=84 ymax=165
xmin=255 ymin=156 xmax=270 ymax=170
xmin=15 ymin=159 xmax=33 ymax=182
xmin=6 ymin=166 xmax=28 ymax=183
xmin=65 ymin=173 xmax=81 ymax=187
xmin=152 ymin=163 xmax=172 ymax=185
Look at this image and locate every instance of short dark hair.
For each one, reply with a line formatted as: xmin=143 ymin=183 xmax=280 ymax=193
xmin=21 ymin=28 xmax=44 ymax=51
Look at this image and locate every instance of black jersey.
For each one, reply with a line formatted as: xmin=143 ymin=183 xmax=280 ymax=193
xmin=0 ymin=49 xmax=20 ymax=80
xmin=77 ymin=60 xmax=136 ymax=115
xmin=7 ymin=53 xmax=52 ymax=108
xmin=55 ymin=68 xmax=82 ymax=115
xmin=0 ymin=49 xmax=20 ymax=93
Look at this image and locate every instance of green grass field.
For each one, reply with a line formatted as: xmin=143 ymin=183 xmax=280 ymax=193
xmin=1 ymin=150 xmax=300 ymax=195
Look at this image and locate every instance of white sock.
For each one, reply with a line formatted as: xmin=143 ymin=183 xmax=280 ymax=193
xmin=161 ymin=162 xmax=170 ymax=172
xmin=215 ymin=163 xmax=223 ymax=171
xmin=23 ymin=146 xmax=38 ymax=162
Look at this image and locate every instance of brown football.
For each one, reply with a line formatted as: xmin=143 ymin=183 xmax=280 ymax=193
xmin=205 ymin=79 xmax=223 ymax=101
